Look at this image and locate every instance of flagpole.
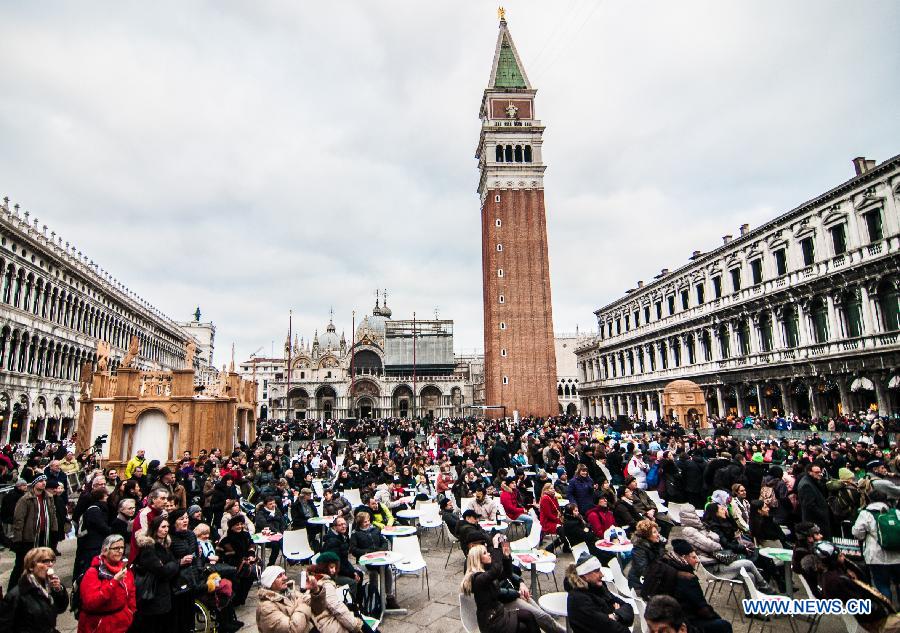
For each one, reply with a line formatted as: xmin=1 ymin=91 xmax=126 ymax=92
xmin=286 ymin=310 xmax=292 ymax=422
xmin=412 ymin=311 xmax=417 ymax=419
xmin=350 ymin=310 xmax=356 ymax=419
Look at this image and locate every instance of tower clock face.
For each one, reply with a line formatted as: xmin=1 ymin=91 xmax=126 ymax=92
xmin=505 ymin=103 xmax=518 ymax=119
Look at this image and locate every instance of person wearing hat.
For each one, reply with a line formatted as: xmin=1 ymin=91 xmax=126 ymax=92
xmin=151 ymin=466 xmax=187 ymax=510
xmin=9 ymin=474 xmax=57 ymax=591
xmin=825 ymin=467 xmax=862 ymax=532
xmin=642 ymin=540 xmax=731 ymax=633
xmin=565 ymin=551 xmax=633 ymax=633
xmin=306 ymin=552 xmax=371 ymax=633
xmin=256 ymin=565 xmax=324 ymax=633
xmin=625 ymin=448 xmax=649 ymax=490
xmin=457 ymin=509 xmax=491 ymax=555
xmin=612 ymin=486 xmax=643 ymax=534
xmin=797 ymin=462 xmax=832 ymax=538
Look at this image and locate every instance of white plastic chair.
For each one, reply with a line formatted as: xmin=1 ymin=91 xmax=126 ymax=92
xmin=418 ymin=502 xmax=443 ymax=542
xmin=608 ymin=557 xmax=631 ymax=596
xmin=391 ymin=535 xmax=430 ymax=599
xmin=570 ymin=542 xmax=590 ymax=562
xmin=344 ymin=488 xmax=362 ymax=507
xmin=695 ymin=562 xmax=743 ymax=606
xmin=459 ymin=593 xmax=480 ymax=633
xmin=630 ymin=589 xmax=648 ymax=633
xmin=797 ymin=573 xmax=823 ymax=633
xmin=460 ymin=497 xmax=476 ymax=513
xmin=443 ymin=522 xmax=461 ymax=568
xmin=311 ymin=479 xmax=324 ymax=499
xmin=645 ymin=490 xmax=668 ymax=513
xmin=840 ymin=613 xmax=859 ymax=633
xmin=280 ymin=529 xmax=315 ymax=564
xmin=739 ymin=568 xmax=796 ymax=633
xmin=510 ymin=510 xmax=542 ymax=551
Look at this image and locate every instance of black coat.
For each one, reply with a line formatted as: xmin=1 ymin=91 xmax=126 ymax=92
xmin=628 ymin=537 xmax=665 ymax=589
xmin=744 ymin=462 xmax=767 ymax=500
xmin=74 ymin=503 xmax=112 ymax=578
xmin=797 ymin=474 xmax=831 ymax=538
xmin=133 ymin=536 xmax=180 ymax=615
xmin=349 ymin=526 xmax=388 ymax=560
xmin=321 ymin=529 xmax=356 ymax=579
xmin=613 ymin=500 xmax=643 ymax=531
xmin=0 ymin=575 xmax=69 ymax=633
xmin=0 ymin=487 xmax=24 ymax=525
xmin=566 ymin=581 xmax=633 ymax=633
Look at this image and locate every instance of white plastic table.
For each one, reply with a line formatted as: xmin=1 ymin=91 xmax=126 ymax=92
xmin=478 ymin=520 xmax=508 ymax=531
xmin=308 ymin=515 xmax=336 ymax=539
xmin=538 ymin=591 xmax=570 ymax=632
xmin=358 ymin=550 xmax=406 ymax=619
xmin=511 ymin=549 xmax=557 ymax=598
xmin=381 ymin=525 xmax=417 ymax=537
xmin=759 ymin=547 xmax=794 ymax=595
xmin=595 ymin=540 xmax=634 ymax=554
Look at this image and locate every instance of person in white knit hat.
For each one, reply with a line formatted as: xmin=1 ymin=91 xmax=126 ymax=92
xmin=256 ymin=564 xmax=325 ymax=633
xmin=564 ymin=552 xmax=634 ymax=633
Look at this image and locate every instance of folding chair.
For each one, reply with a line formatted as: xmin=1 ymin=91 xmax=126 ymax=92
xmin=444 ymin=522 xmax=462 ymax=568
xmin=739 ymin=568 xmax=795 ymax=633
xmin=392 ymin=535 xmax=430 ymax=599
xmin=459 ymin=593 xmax=480 ymax=633
xmin=280 ymin=529 xmax=315 ymax=565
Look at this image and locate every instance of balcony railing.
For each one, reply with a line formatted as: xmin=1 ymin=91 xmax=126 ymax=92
xmin=578 ymin=332 xmax=899 ymax=390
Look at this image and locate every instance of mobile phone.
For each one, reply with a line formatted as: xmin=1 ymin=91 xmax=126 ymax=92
xmin=299 ymin=571 xmax=308 ymax=590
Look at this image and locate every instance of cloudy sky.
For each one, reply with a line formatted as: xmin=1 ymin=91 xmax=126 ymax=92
xmin=1 ymin=1 xmax=897 ymax=365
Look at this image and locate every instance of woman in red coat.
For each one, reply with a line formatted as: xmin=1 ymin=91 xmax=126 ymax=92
xmin=78 ymin=534 xmax=136 ymax=633
xmin=538 ymin=483 xmax=565 ymax=552
xmin=585 ymin=495 xmax=615 ymax=538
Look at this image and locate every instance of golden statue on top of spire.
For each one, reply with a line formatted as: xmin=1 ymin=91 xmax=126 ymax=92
xmin=498 ymin=6 xmax=505 ymax=21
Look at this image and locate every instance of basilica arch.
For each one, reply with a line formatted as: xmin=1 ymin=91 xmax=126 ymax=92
xmin=288 ymin=387 xmax=310 ymax=419
xmin=315 ymin=385 xmax=337 ymax=421
xmin=419 ymin=385 xmax=442 ymax=419
xmin=392 ymin=384 xmax=413 ymax=418
xmin=351 ymin=379 xmax=380 ymax=419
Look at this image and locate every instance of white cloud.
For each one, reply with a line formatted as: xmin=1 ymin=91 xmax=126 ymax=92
xmin=0 ymin=0 xmax=896 ymax=363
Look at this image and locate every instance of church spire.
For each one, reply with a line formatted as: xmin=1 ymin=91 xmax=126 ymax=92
xmin=487 ymin=13 xmax=531 ymax=90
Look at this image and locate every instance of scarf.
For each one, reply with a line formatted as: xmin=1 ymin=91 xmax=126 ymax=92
xmin=26 ymin=573 xmax=51 ymax=601
xmin=33 ymin=492 xmax=50 ymax=547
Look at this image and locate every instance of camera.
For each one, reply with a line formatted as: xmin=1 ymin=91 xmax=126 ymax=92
xmin=93 ymin=434 xmax=108 ymax=448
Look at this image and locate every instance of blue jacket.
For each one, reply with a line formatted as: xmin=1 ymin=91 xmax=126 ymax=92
xmin=567 ymin=475 xmax=595 ymax=514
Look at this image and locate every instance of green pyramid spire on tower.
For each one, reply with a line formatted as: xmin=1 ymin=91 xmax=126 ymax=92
xmin=494 ymin=34 xmax=527 ymax=89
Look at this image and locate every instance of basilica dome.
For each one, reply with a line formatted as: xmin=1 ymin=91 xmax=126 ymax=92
xmin=319 ymin=319 xmax=341 ymax=351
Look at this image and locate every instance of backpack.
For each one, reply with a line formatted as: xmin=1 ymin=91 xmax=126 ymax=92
xmin=827 ymin=488 xmax=857 ymax=520
xmin=865 ymin=508 xmax=900 ymax=551
xmin=759 ymin=484 xmax=778 ymax=508
xmin=646 ymin=464 xmax=660 ymax=489
xmin=348 ymin=580 xmax=383 ymax=619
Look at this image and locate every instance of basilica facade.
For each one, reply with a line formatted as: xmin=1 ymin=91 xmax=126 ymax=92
xmin=576 ymin=155 xmax=900 ymax=422
xmin=241 ymin=295 xmax=477 ymax=421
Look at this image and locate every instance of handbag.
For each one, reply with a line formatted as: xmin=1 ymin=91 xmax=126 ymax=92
xmin=711 ymin=550 xmax=742 ymax=565
xmin=237 ymin=557 xmax=260 ymax=581
xmin=133 ymin=569 xmax=158 ymax=604
xmin=497 ymin=577 xmax=519 ymax=603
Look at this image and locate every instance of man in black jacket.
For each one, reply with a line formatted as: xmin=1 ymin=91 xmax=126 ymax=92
xmin=320 ymin=516 xmax=361 ymax=594
xmin=565 ymin=552 xmax=633 ymax=633
xmin=797 ymin=463 xmax=832 ymax=538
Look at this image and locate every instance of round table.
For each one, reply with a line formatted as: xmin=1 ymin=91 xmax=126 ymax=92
xmin=395 ymin=495 xmax=415 ymax=505
xmin=595 ymin=540 xmax=634 ymax=553
xmin=759 ymin=547 xmax=794 ymax=595
xmin=538 ymin=591 xmax=568 ymax=617
xmin=511 ymin=550 xmax=557 ymax=598
xmin=358 ymin=550 xmax=407 ymax=618
xmin=381 ymin=525 xmax=417 ymax=537
xmin=308 ymin=515 xmax=336 ymax=538
xmin=251 ymin=533 xmax=283 ymax=571
xmin=396 ymin=509 xmax=421 ymax=521
xmin=478 ymin=521 xmax=508 ymax=531
xmin=521 ymin=471 xmax=537 ymax=477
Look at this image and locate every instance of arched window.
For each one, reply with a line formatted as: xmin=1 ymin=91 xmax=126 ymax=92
xmin=514 ymin=145 xmax=523 ymax=162
xmin=524 ymin=145 xmax=532 ymax=162
xmin=718 ymin=325 xmax=730 ymax=359
xmin=810 ymin=296 xmax=829 ymax=343
xmin=702 ymin=330 xmax=713 ymax=361
xmin=558 ymin=385 xmax=563 ymax=396
xmin=878 ymin=279 xmax=900 ymax=332
xmin=737 ymin=319 xmax=751 ymax=355
xmin=564 ymin=384 xmax=571 ymax=397
xmin=840 ymin=290 xmax=863 ymax=338
xmin=571 ymin=384 xmax=577 ymax=395
xmin=495 ymin=145 xmax=504 ymax=162
xmin=504 ymin=145 xmax=513 ymax=162
xmin=660 ymin=342 xmax=668 ymax=369
xmin=686 ymin=334 xmax=696 ymax=364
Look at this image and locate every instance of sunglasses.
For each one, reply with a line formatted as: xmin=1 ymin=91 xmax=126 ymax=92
xmin=38 ymin=558 xmax=56 ymax=564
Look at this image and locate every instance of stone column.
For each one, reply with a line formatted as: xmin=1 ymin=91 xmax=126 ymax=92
xmin=735 ymin=388 xmax=745 ymax=417
xmin=756 ymin=384 xmax=765 ymax=416
xmin=837 ymin=378 xmax=851 ymax=416
xmin=626 ymin=395 xmax=634 ymax=417
xmin=772 ymin=309 xmax=785 ymax=349
xmin=658 ymin=390 xmax=665 ymax=419
xmin=779 ymin=380 xmax=791 ymax=415
xmin=808 ymin=384 xmax=819 ymax=417
xmin=796 ymin=301 xmax=810 ymax=347
xmin=826 ymin=294 xmax=840 ymax=340
xmin=646 ymin=393 xmax=653 ymax=416
xmin=859 ymin=286 xmax=876 ymax=336
xmin=749 ymin=316 xmax=761 ymax=354
xmin=874 ymin=375 xmax=891 ymax=415
xmin=716 ymin=385 xmax=725 ymax=417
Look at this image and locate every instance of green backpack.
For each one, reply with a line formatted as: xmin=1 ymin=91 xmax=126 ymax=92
xmin=867 ymin=508 xmax=900 ymax=551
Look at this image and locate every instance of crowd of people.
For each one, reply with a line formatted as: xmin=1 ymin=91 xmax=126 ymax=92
xmin=0 ymin=410 xmax=897 ymax=633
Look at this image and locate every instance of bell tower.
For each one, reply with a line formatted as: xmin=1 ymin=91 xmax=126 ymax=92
xmin=476 ymin=14 xmax=558 ymax=419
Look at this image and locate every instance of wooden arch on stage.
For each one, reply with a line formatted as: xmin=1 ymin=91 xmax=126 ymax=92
xmin=662 ymin=379 xmax=707 ymax=428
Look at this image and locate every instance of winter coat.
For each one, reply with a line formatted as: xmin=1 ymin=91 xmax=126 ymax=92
xmin=349 ymin=526 xmax=388 ymax=560
xmin=678 ymin=456 xmax=704 ymax=497
xmin=133 ymin=534 xmax=180 ymax=615
xmin=499 ymin=489 xmax=525 ymax=520
xmin=538 ymin=494 xmax=562 ymax=535
xmin=290 ymin=498 xmax=319 ymax=530
xmin=256 ymin=585 xmax=325 ymax=633
xmin=585 ymin=506 xmax=615 ymax=538
xmin=0 ymin=573 xmax=69 ymax=633
xmin=322 ymin=496 xmax=352 ymax=520
xmin=625 ymin=457 xmax=648 ymax=489
xmin=255 ymin=507 xmax=287 ymax=534
xmin=567 ymin=476 xmax=595 ymax=514
xmin=744 ymin=462 xmax=767 ymax=500
xmin=661 ymin=460 xmax=684 ymax=503
xmin=628 ymin=536 xmax=665 ymax=589
xmin=851 ymin=502 xmax=900 ymax=566
xmin=566 ymin=581 xmax=633 ymax=633
xmin=0 ymin=486 xmax=24 ymax=525
xmin=678 ymin=509 xmax=723 ymax=555
xmin=209 ymin=481 xmax=239 ymax=514
xmin=643 ymin=554 xmax=720 ymax=623
xmin=312 ymin=576 xmax=363 ymax=633
xmin=761 ymin=475 xmax=792 ymax=524
xmin=77 ymin=555 xmax=136 ymax=633
xmin=12 ymin=489 xmax=58 ymax=544
xmin=470 ymin=548 xmax=520 ymax=633
xmin=124 ymin=455 xmax=146 ymax=480
xmin=321 ymin=529 xmax=356 ymax=580
xmin=612 ymin=500 xmax=642 ymax=531
xmin=797 ymin=474 xmax=831 ymax=538
xmin=75 ymin=503 xmax=112 ymax=578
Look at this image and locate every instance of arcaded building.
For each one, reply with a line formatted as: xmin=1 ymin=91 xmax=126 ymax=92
xmin=577 ymin=155 xmax=900 ymax=421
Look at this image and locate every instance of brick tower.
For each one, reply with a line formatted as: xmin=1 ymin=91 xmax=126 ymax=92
xmin=476 ymin=15 xmax=558 ymax=419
